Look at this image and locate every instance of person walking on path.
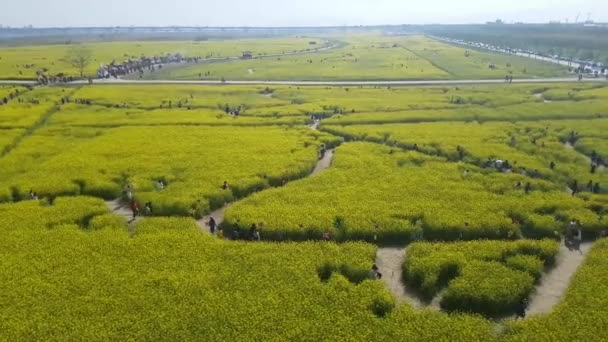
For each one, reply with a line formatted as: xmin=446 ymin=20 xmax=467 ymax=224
xmin=129 ymin=200 xmax=139 ymax=221
xmin=319 ymin=144 xmax=326 ymax=159
xmin=208 ymin=217 xmax=217 ymax=234
xmin=566 ymin=219 xmax=581 ymax=251
xmin=369 ymin=264 xmax=382 ymax=280
xmin=573 ymin=222 xmax=583 ymax=255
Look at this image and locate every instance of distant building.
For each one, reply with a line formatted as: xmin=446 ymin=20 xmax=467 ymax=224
xmin=309 ymin=41 xmax=317 ymax=45
xmin=487 ymin=19 xmax=504 ymax=25
xmin=241 ymin=51 xmax=253 ymax=59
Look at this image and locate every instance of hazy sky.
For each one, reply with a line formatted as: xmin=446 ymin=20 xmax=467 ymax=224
xmin=1 ymin=0 xmax=606 ymax=27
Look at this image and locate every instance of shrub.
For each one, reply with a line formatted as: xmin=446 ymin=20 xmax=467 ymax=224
xmin=440 ymin=261 xmax=534 ymax=316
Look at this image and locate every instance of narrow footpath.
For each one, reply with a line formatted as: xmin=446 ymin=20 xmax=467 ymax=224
xmin=527 ymin=241 xmax=592 ymax=315
xmin=375 ymin=247 xmax=426 ymax=309
xmin=376 ymin=240 xmax=593 ymax=317
xmin=196 ymin=148 xmax=335 ymax=233
xmin=104 ymin=199 xmax=140 ymax=226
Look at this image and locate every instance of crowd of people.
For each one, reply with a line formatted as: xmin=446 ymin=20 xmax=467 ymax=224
xmin=96 ymin=54 xmax=203 ymax=79
xmin=60 ymin=96 xmax=93 ymax=105
xmin=0 ymin=88 xmax=25 ymax=105
xmin=36 ymin=73 xmax=75 ymax=85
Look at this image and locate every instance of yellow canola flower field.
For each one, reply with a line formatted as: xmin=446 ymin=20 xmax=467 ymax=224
xmin=0 ymin=125 xmax=338 ymax=217
xmin=323 ymin=120 xmax=608 ymax=194
xmin=155 ymin=35 xmax=568 ymax=81
xmin=225 ymin=142 xmax=601 ymax=241
xmin=0 ymin=197 xmax=495 ymax=341
xmin=503 ymin=238 xmax=608 ymax=341
xmin=0 ymin=37 xmax=326 ymax=79
xmin=404 ymin=239 xmax=559 ymax=316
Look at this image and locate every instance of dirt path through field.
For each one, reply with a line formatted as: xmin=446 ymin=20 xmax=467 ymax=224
xmin=197 ymin=204 xmax=231 ymax=233
xmin=104 ymin=199 xmax=140 ymax=227
xmin=375 ymin=247 xmax=428 ymax=308
xmin=376 ymin=240 xmax=593 ymax=317
xmin=196 ymin=149 xmax=335 ymax=232
xmin=312 ymin=150 xmax=334 ymax=175
xmin=527 ymin=241 xmax=592 ymax=315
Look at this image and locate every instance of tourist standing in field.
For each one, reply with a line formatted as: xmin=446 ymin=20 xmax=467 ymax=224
xmin=125 ymin=185 xmax=133 ymax=200
xmin=249 ymin=223 xmax=257 ymax=240
xmin=571 ymin=180 xmax=579 ymax=196
xmin=130 ymin=200 xmax=139 ymax=220
xmin=515 ymin=298 xmax=527 ymax=318
xmin=232 ymin=225 xmax=241 ymax=240
xmin=144 ymin=202 xmax=153 ymax=216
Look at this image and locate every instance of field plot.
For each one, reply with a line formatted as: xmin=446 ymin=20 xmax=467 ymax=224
xmin=0 ymin=82 xmax=607 ymax=340
xmin=321 ymin=83 xmax=608 ymax=124
xmin=0 ymin=198 xmax=494 ymax=341
xmin=404 ymin=36 xmax=567 ymax=78
xmin=0 ymin=37 xmax=326 ymax=79
xmin=0 ymin=125 xmax=334 ymax=216
xmin=224 ymin=142 xmax=601 ymax=241
xmin=503 ymin=238 xmax=608 ymax=341
xmin=404 ymin=239 xmax=559 ymax=315
xmin=0 ymin=128 xmax=24 ymax=153
xmin=152 ymin=35 xmax=569 ymax=81
xmin=324 ymin=120 xmax=608 ymax=189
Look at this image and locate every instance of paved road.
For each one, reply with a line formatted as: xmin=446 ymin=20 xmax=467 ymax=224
xmin=0 ymin=80 xmax=38 ymax=85
xmin=71 ymin=77 xmax=607 ymax=86
xmin=3 ymin=77 xmax=607 ymax=87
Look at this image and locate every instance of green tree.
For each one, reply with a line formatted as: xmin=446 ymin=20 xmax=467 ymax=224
xmin=64 ymin=46 xmax=92 ymax=78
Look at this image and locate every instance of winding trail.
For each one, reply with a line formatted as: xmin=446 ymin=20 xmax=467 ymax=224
xmin=375 ymin=247 xmax=426 ymax=308
xmin=312 ymin=150 xmax=334 ymax=175
xmin=104 ymin=199 xmax=140 ymax=226
xmin=196 ymin=148 xmax=336 ymax=232
xmin=527 ymin=241 xmax=592 ymax=315
xmin=376 ymin=241 xmax=594 ymax=317
xmin=197 ymin=204 xmax=231 ymax=233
